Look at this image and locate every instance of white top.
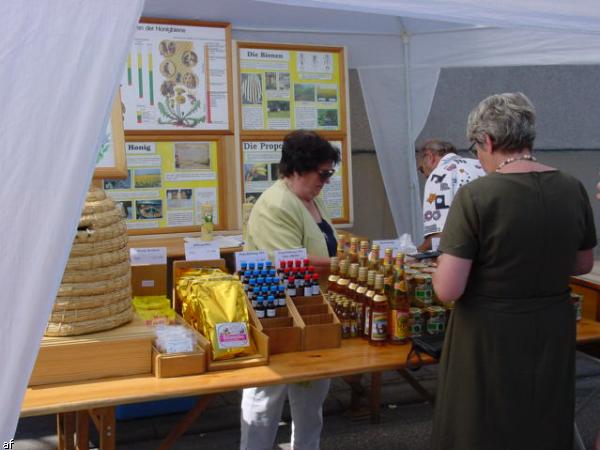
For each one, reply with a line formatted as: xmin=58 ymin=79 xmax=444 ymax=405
xmin=422 ymin=153 xmax=486 ymax=237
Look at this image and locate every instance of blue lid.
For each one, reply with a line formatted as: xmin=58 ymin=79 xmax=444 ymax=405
xmin=278 ymin=285 xmax=285 ymax=292
xmin=270 ymin=269 xmax=277 ymax=276
xmin=260 ymin=270 xmax=268 ymax=276
xmin=267 ymin=295 xmax=275 ymax=301
xmin=249 ymin=262 xmax=255 ymax=269
xmin=249 ymin=279 xmax=256 ymax=285
xmin=253 ymin=270 xmax=259 ymax=277
xmin=244 ymin=270 xmax=251 ymax=276
xmin=265 ymin=277 xmax=272 ymax=284
xmin=265 ymin=261 xmax=272 ymax=267
xmin=261 ymin=286 xmax=269 ymax=292
xmin=257 ymin=295 xmax=264 ymax=301
xmin=256 ymin=277 xmax=264 ymax=284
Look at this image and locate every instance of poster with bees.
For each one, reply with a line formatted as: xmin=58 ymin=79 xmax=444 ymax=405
xmin=120 ymin=19 xmax=232 ymax=134
xmin=241 ymin=138 xmax=349 ymax=223
xmin=238 ymin=43 xmax=345 ymax=133
xmin=102 ymin=137 xmax=224 ymax=235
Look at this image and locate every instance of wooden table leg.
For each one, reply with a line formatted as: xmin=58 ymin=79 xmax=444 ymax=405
xmin=57 ymin=412 xmax=76 ymax=450
xmin=397 ymin=369 xmax=435 ymax=404
xmin=158 ymin=395 xmax=216 ymax=450
xmin=370 ymin=372 xmax=382 ymax=424
xmin=76 ymin=410 xmax=90 ymax=450
xmin=89 ymin=407 xmax=115 ymax=450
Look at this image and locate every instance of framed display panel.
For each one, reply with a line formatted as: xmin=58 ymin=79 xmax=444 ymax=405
xmin=240 ymin=136 xmax=350 ymax=224
xmin=94 ymin=93 xmax=127 ymax=179
xmin=121 ymin=18 xmax=233 ymax=135
xmin=237 ymin=42 xmax=347 ymax=135
xmin=102 ymin=136 xmax=226 ymax=235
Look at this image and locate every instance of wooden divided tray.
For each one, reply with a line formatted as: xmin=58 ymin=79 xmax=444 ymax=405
xmin=289 ymin=294 xmax=341 ymax=351
xmin=258 ymin=302 xmax=303 ymax=355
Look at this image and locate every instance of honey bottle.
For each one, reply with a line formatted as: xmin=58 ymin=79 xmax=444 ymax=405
xmin=388 ymin=272 xmax=410 ymax=345
xmin=362 ymin=270 xmax=377 ymax=339
xmin=369 ymin=274 xmax=389 ymax=346
xmin=368 ymin=244 xmax=381 ymax=272
xmin=347 ymin=263 xmax=359 ymax=300
xmin=348 ymin=237 xmax=359 ymax=264
xmin=335 ymin=259 xmax=350 ymax=296
xmin=327 ymin=257 xmax=340 ymax=295
xmin=355 ymin=266 xmax=368 ymax=336
xmin=358 ymin=240 xmax=370 ymax=267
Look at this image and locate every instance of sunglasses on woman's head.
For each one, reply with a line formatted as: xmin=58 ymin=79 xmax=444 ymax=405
xmin=468 ymin=142 xmax=478 ymax=157
xmin=317 ymin=169 xmax=336 ymax=181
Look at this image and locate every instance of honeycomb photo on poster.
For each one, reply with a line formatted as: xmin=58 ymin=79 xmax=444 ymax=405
xmin=115 ymin=201 xmax=133 ymax=219
xmin=103 ymin=170 xmax=132 ymax=190
xmin=134 ymin=168 xmax=162 ymax=188
xmin=317 ymin=109 xmax=338 ymax=127
xmin=135 ymin=199 xmax=163 ymax=220
xmin=245 ymin=192 xmax=262 ymax=204
xmin=244 ymin=163 xmax=268 ymax=182
xmin=174 ymin=142 xmax=211 ymax=170
xmin=167 ymin=188 xmax=193 ymax=209
xmin=294 ymin=83 xmax=315 ymax=102
xmin=267 ymin=100 xmax=290 ymax=119
xmin=241 ymin=73 xmax=263 ymax=105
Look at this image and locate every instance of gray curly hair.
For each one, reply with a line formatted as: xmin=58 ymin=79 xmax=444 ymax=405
xmin=467 ymin=92 xmax=536 ymax=153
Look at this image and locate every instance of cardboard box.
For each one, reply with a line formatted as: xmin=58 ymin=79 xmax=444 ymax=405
xmin=29 ymin=316 xmax=154 ymax=386
xmin=131 ymin=264 xmax=167 ymax=296
xmin=290 ymin=294 xmax=342 ymax=351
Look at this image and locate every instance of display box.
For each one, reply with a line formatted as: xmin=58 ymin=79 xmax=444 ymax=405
xmin=172 ymin=259 xmax=269 ymax=371
xmin=131 ymin=264 xmax=167 ymax=296
xmin=259 ymin=304 xmax=303 ymax=354
xmin=290 ymin=294 xmax=341 ymax=351
xmin=152 ymin=315 xmax=206 ymax=378
xmin=29 ymin=316 xmax=154 ymax=386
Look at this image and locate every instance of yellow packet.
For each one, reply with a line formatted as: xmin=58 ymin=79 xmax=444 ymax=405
xmin=132 ymin=295 xmax=171 ymax=311
xmin=177 ymin=269 xmax=255 ymax=360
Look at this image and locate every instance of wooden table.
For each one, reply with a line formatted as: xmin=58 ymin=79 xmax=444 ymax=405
xmin=22 ymin=338 xmax=429 ymax=450
xmin=571 ymin=262 xmax=600 ymax=322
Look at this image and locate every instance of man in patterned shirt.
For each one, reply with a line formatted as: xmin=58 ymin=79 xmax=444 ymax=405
xmin=416 ymin=139 xmax=485 ymax=252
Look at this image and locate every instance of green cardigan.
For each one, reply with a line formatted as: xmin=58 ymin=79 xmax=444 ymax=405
xmin=245 ymin=179 xmax=332 ymax=260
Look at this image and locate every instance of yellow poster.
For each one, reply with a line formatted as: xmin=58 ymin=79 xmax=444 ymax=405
xmin=103 ymin=141 xmax=219 ymax=230
xmin=239 ymin=48 xmax=341 ymax=131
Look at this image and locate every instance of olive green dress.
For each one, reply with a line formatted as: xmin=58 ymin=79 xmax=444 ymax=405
xmin=431 ymin=171 xmax=597 ymax=450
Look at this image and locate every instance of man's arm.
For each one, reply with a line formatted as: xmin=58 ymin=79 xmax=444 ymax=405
xmin=418 ymin=233 xmax=440 ymax=253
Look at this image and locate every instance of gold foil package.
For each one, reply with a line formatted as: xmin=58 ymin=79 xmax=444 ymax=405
xmin=176 ymin=268 xmax=255 ymax=360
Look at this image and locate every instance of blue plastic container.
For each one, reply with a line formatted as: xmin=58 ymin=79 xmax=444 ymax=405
xmin=115 ymin=396 xmax=198 ymax=420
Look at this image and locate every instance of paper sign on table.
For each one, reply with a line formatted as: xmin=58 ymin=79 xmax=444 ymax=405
xmin=130 ymin=247 xmax=167 ymax=266
xmin=185 ymin=241 xmax=220 ymax=261
xmin=274 ymin=248 xmax=307 ymax=267
xmin=372 ymin=239 xmax=401 ymax=258
xmin=235 ymin=250 xmax=269 ymax=271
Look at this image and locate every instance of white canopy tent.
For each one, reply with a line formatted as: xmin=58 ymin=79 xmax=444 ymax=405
xmin=3 ymin=0 xmax=600 ymax=440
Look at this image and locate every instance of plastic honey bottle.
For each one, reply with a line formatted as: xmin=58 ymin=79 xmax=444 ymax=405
xmin=369 ymin=274 xmax=389 ymax=346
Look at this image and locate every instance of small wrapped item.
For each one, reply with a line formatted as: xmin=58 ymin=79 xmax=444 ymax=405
xmin=177 ymin=269 xmax=255 ymax=360
xmin=132 ymin=295 xmax=176 ymax=325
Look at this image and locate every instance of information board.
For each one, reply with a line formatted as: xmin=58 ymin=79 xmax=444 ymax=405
xmin=103 ymin=137 xmax=224 ymax=235
xmin=240 ymin=137 xmax=350 ymax=223
xmin=238 ymin=43 xmax=346 ymax=133
xmin=121 ymin=18 xmax=232 ymax=134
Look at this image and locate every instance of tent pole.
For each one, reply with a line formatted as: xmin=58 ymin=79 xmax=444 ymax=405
xmin=401 ymin=31 xmax=421 ymax=240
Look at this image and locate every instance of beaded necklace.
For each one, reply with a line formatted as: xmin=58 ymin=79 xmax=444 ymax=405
xmin=496 ymin=154 xmax=537 ymax=172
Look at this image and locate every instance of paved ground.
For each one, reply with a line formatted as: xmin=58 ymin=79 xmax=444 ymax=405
xmin=14 ymin=352 xmax=600 ymax=449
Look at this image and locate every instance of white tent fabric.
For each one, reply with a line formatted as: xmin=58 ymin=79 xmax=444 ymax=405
xmin=6 ymin=0 xmax=600 ymax=441
xmin=0 ymin=0 xmax=143 ymax=440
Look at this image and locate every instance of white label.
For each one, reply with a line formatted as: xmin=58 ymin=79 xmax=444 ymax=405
xmin=235 ymin=250 xmax=269 ymax=271
xmin=130 ymin=247 xmax=167 ymax=266
xmin=215 ymin=322 xmax=249 ymax=349
xmin=431 ymin=237 xmax=441 ymax=252
xmin=141 ymin=280 xmax=155 ymax=288
xmin=274 ymin=248 xmax=307 ymax=267
xmin=372 ymin=239 xmax=401 ymax=258
xmin=164 ymin=338 xmax=194 ymax=354
xmin=184 ymin=241 xmax=220 ymax=261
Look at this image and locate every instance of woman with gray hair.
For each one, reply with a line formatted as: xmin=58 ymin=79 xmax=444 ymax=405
xmin=431 ymin=92 xmax=596 ymax=449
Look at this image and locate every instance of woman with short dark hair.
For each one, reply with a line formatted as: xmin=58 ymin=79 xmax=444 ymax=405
xmin=240 ymin=130 xmax=340 ymax=450
xmin=431 ymin=92 xmax=596 ymax=449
